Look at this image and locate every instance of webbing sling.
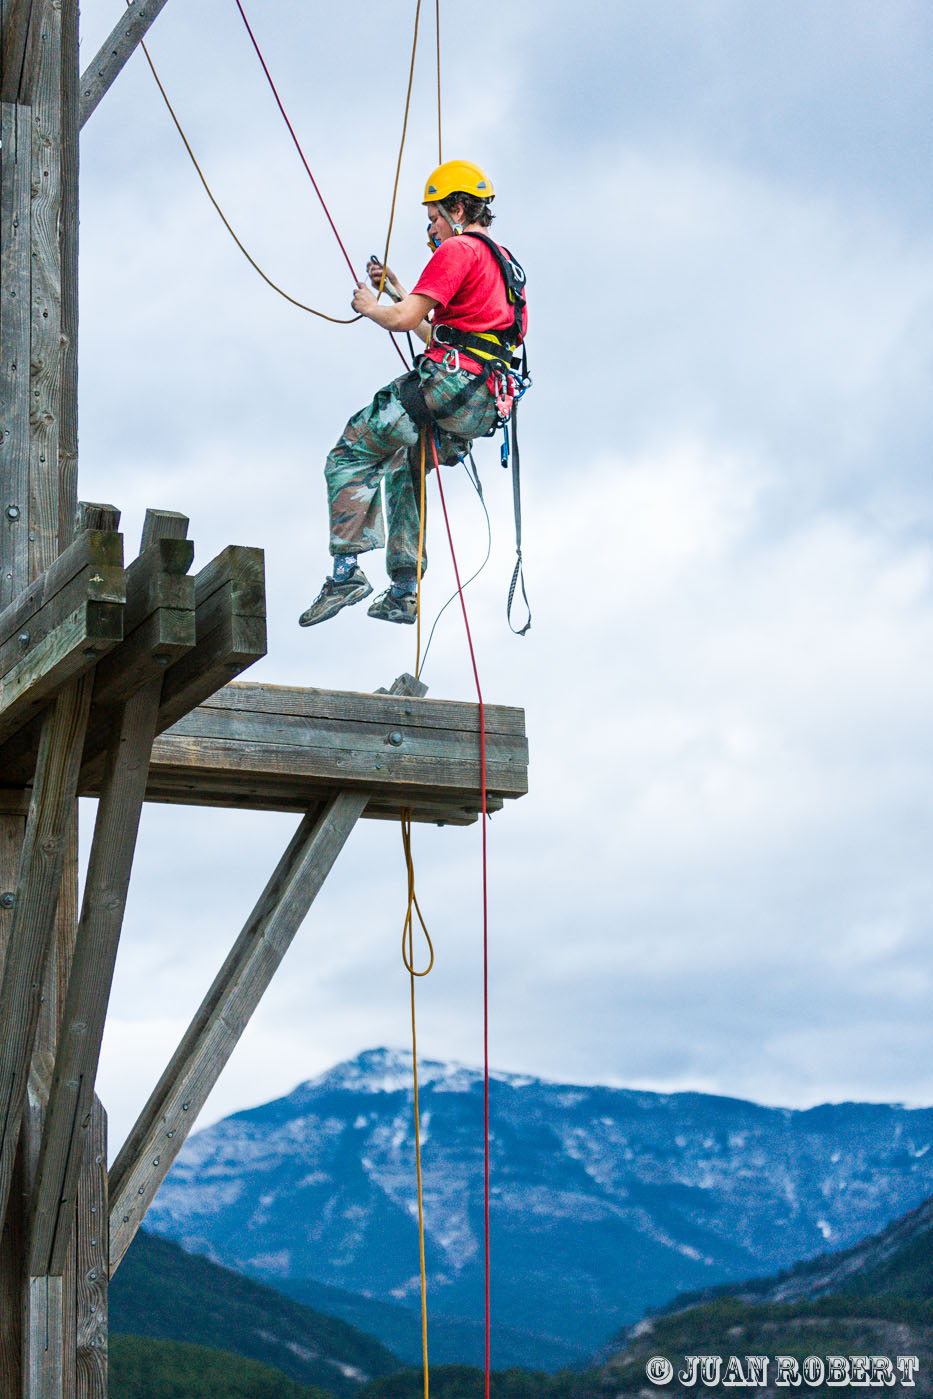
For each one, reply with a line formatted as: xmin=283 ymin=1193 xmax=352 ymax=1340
xmin=397 ymin=362 xmax=490 ymax=431
xmin=504 ymin=402 xmax=531 ymax=635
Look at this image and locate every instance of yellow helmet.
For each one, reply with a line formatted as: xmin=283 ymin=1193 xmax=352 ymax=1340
xmin=423 ymin=160 xmax=494 ymax=204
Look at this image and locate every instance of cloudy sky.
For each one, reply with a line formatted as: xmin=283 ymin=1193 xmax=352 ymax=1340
xmin=74 ymin=0 xmax=933 ymax=1152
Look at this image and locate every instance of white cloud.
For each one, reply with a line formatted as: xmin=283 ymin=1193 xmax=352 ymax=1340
xmin=64 ymin=0 xmax=933 ymax=1151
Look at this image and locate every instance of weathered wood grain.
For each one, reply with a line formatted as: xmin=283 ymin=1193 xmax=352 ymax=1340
xmin=140 ymin=507 xmax=188 ymax=548
xmin=0 ymin=100 xmax=32 ymax=605
xmin=22 ymin=1045 xmax=79 ymax=1399
xmin=136 ymin=681 xmax=529 ymax=822
xmin=139 ymin=772 xmax=502 ymax=824
xmin=87 ymin=536 xmax=194 ymax=711
xmin=0 ymin=558 xmax=124 ymax=684
xmin=0 ymin=673 xmax=92 ymax=1233
xmin=75 ymin=1097 xmax=107 ymax=1399
xmin=155 ymin=545 xmax=266 ymax=731
xmin=29 ymin=674 xmax=162 ymax=1275
xmin=108 ymin=791 xmax=367 ymax=1272
xmin=0 ymin=1139 xmax=24 ymax=1394
xmin=0 ymin=812 xmax=26 ymax=1395
xmin=0 ymin=0 xmax=36 ymax=102
xmin=59 ymin=0 xmax=79 ymax=551
xmin=198 ymin=679 xmax=526 ymax=736
xmin=0 ymin=598 xmax=122 ymax=746
xmin=0 ymin=527 xmax=123 ymax=649
xmin=28 ymin=0 xmax=64 ymax=583
xmin=79 ymin=0 xmax=172 ymax=128
xmin=75 ymin=502 xmax=120 ymax=535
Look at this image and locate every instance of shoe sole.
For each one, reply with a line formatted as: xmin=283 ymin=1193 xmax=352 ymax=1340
xmin=298 ymin=579 xmax=372 ymax=627
xmin=367 ymin=598 xmax=416 ymax=624
xmin=368 ymin=609 xmax=416 ymax=625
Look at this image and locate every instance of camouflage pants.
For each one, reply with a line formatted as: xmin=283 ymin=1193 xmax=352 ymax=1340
xmin=325 ymin=357 xmax=498 ymax=578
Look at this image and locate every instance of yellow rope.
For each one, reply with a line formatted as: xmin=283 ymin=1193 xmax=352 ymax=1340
xmin=435 ymin=0 xmax=442 ymax=163
xmin=377 ymin=0 xmax=423 ymax=300
xmin=138 ymin=38 xmax=361 ymax=325
xmin=415 ymin=431 xmax=428 ymax=677
xmin=401 ymin=812 xmax=434 ymax=1399
xmin=397 ymin=429 xmax=432 ymax=1398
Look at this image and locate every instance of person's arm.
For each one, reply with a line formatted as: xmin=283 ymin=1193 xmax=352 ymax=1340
xmin=352 ymin=282 xmax=435 ymax=341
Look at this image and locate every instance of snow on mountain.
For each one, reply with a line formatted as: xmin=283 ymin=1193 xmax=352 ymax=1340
xmin=145 ymin=1048 xmax=933 ymax=1360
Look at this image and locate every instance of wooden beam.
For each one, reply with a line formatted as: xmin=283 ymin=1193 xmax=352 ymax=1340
xmin=155 ymin=544 xmax=266 ymax=731
xmin=0 ymin=568 xmax=124 ymax=749
xmin=29 ymin=0 xmax=67 ymax=582
xmin=59 ymin=0 xmax=79 ymax=549
xmin=0 ymin=0 xmax=37 ymax=102
xmin=79 ymin=0 xmax=172 ymax=128
xmin=88 ymin=534 xmax=194 ymax=709
xmin=140 ymin=681 xmax=528 ymax=823
xmin=0 ymin=524 xmax=123 ymax=654
xmin=0 ymin=101 xmax=32 ymax=607
xmin=0 ymin=672 xmax=93 ymax=1233
xmin=108 ymin=790 xmax=367 ymax=1272
xmin=74 ymin=1096 xmax=107 ymax=1395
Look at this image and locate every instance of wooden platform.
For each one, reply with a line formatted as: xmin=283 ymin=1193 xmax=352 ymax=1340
xmin=135 ymin=681 xmax=527 ymax=824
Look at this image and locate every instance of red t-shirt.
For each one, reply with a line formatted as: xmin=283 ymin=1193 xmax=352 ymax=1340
xmin=412 ymin=235 xmax=527 ymax=375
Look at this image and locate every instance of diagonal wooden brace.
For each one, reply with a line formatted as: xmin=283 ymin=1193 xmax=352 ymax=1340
xmin=27 ymin=673 xmax=163 ymax=1275
xmin=107 ymin=789 xmax=367 ymax=1273
xmin=0 ymin=672 xmax=93 ymax=1231
xmin=79 ymin=0 xmax=172 ymax=127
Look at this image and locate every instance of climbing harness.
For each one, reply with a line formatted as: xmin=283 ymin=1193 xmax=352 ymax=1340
xmin=422 ymin=231 xmax=533 ymax=634
xmin=430 ymin=233 xmax=527 ymax=375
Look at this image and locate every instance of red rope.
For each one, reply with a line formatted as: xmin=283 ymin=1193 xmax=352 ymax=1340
xmin=429 ymin=436 xmax=491 ymax=1398
xmin=232 ymin=0 xmax=410 ymax=369
xmin=233 ymin=0 xmax=361 ymax=284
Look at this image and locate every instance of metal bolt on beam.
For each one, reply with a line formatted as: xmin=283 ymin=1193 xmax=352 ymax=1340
xmin=0 ymin=892 xmax=15 ymax=909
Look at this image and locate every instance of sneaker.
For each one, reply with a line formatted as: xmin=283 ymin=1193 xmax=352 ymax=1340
xmin=298 ymin=567 xmax=372 ymax=626
xmin=367 ymin=589 xmax=417 ymax=625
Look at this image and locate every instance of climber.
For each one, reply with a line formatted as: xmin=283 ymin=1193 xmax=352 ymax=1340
xmin=298 ymin=159 xmax=527 ymax=627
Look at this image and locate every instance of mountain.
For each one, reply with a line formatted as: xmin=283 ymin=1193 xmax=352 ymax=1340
xmin=668 ymin=1186 xmax=933 ymax=1313
xmin=109 ymin=1229 xmax=401 ymax=1395
xmin=579 ymin=1187 xmax=933 ymax=1398
xmin=268 ymin=1274 xmax=579 ymax=1371
xmin=144 ymin=1047 xmax=933 ymax=1361
xmin=110 ymin=1335 xmax=331 ymax=1399
xmin=360 ymin=1195 xmax=933 ymax=1398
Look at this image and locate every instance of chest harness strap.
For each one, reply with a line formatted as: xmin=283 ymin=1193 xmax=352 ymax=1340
xmin=399 ymin=234 xmax=532 ymax=634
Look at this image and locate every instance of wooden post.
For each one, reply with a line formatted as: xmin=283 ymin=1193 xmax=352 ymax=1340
xmin=29 ymin=515 xmax=183 ymax=1277
xmin=75 ymin=1098 xmax=107 ymax=1399
xmin=0 ymin=673 xmax=92 ymax=1228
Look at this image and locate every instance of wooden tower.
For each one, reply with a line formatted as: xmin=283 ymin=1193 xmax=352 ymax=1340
xmin=0 ymin=2 xmax=528 ymax=1393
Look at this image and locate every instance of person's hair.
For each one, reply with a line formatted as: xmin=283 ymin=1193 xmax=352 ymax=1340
xmin=443 ymin=191 xmax=494 ymax=228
